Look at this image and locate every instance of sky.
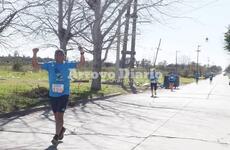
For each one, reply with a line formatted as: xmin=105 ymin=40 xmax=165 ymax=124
xmin=2 ymin=0 xmax=230 ymax=69
xmin=133 ymin=0 xmax=230 ymax=69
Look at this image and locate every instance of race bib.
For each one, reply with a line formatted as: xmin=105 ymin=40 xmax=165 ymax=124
xmin=151 ymin=80 xmax=157 ymax=83
xmin=52 ymin=84 xmax=64 ymax=93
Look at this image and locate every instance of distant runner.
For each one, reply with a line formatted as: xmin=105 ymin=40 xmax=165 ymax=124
xmin=149 ymin=69 xmax=159 ymax=98
xmin=195 ymin=73 xmax=199 ymax=84
xmin=209 ymin=74 xmax=213 ymax=84
xmin=168 ymin=73 xmax=176 ymax=92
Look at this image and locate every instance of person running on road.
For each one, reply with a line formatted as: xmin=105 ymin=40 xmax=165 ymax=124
xmin=168 ymin=73 xmax=176 ymax=92
xmin=32 ymin=47 xmax=85 ymax=145
xmin=195 ymin=73 xmax=199 ymax=84
xmin=209 ymin=74 xmax=213 ymax=84
xmin=149 ymin=69 xmax=159 ymax=97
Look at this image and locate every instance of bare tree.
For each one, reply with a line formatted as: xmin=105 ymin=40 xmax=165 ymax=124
xmin=179 ymin=55 xmax=191 ymax=65
xmin=13 ymin=0 xmax=91 ymax=53
xmin=82 ymin=0 xmax=183 ymax=91
xmin=0 ymin=0 xmax=46 ymax=48
xmin=224 ymin=25 xmax=230 ymax=53
xmin=1 ymin=0 xmax=186 ymax=92
xmin=80 ymin=0 xmax=135 ymax=91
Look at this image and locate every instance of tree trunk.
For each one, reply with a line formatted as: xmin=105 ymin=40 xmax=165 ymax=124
xmin=129 ymin=0 xmax=137 ymax=89
xmin=58 ymin=0 xmax=65 ymax=51
xmin=91 ymin=1 xmax=102 ymax=91
xmin=120 ymin=5 xmax=131 ymax=68
xmin=91 ymin=41 xmax=102 ymax=91
xmin=57 ymin=0 xmax=70 ymax=56
xmin=60 ymin=40 xmax=68 ymax=56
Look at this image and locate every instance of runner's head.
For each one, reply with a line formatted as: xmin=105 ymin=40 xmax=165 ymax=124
xmin=151 ymin=68 xmax=155 ymax=73
xmin=55 ymin=49 xmax=65 ymax=63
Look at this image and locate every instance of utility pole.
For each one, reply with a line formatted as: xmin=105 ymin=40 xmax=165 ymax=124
xmin=196 ymin=45 xmax=201 ymax=77
xmin=120 ymin=5 xmax=131 ymax=69
xmin=129 ymin=0 xmax=137 ymax=89
xmin=207 ymin=57 xmax=210 ymax=74
xmin=115 ymin=10 xmax=121 ymax=82
xmin=120 ymin=3 xmax=131 ymax=87
xmin=153 ymin=39 xmax=162 ymax=68
xmin=176 ymin=50 xmax=179 ymax=74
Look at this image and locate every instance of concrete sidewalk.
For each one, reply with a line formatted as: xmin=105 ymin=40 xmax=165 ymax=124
xmin=1 ymin=75 xmax=230 ymax=150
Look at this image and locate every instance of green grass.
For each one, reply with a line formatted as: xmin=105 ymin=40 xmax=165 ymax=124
xmin=0 ymin=70 xmax=49 ymax=113
xmin=0 ymin=69 xmax=127 ymax=113
xmin=0 ymin=95 xmax=46 ymax=113
xmin=180 ymin=77 xmax=194 ymax=85
xmin=0 ymin=68 xmax=194 ymax=113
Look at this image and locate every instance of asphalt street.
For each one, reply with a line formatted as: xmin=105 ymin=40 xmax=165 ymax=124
xmin=0 ymin=74 xmax=230 ymax=150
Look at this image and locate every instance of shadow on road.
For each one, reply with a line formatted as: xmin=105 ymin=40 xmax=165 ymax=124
xmin=45 ymin=141 xmax=63 ymax=150
xmin=45 ymin=145 xmax=57 ymax=150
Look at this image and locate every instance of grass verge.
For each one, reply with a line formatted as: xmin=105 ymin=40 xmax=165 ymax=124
xmin=0 ymin=69 xmax=194 ymax=113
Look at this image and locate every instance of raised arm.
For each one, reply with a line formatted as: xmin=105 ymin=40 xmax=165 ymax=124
xmin=32 ymin=48 xmax=41 ymax=70
xmin=78 ymin=46 xmax=85 ymax=68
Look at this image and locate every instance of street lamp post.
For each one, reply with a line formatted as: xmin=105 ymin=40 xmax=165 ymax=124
xmin=196 ymin=45 xmax=201 ymax=80
xmin=176 ymin=50 xmax=179 ymax=75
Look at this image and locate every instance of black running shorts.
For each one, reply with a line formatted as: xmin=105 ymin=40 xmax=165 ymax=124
xmin=150 ymin=83 xmax=157 ymax=91
xmin=49 ymin=95 xmax=69 ymax=113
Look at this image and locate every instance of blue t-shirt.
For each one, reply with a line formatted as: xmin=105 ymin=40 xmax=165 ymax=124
xmin=168 ymin=74 xmax=176 ymax=82
xmin=41 ymin=61 xmax=77 ymax=97
xmin=149 ymin=72 xmax=158 ymax=83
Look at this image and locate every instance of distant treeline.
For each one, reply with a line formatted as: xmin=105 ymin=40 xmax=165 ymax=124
xmin=0 ymin=56 xmax=53 ymax=65
xmin=0 ymin=56 xmax=222 ymax=78
xmin=225 ymin=65 xmax=230 ymax=73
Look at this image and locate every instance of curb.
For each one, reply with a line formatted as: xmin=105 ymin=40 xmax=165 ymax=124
xmin=68 ymin=92 xmax=122 ymax=106
xmin=0 ymin=93 xmax=122 ymax=119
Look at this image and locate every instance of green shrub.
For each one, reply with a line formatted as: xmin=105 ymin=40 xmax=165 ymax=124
xmin=12 ymin=63 xmax=23 ymax=71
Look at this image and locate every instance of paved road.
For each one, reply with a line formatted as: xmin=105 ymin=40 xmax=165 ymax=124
xmin=1 ymin=75 xmax=230 ymax=150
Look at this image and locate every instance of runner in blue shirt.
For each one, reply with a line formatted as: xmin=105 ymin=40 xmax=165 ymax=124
xmin=32 ymin=47 xmax=85 ymax=145
xmin=209 ymin=74 xmax=213 ymax=84
xmin=168 ymin=73 xmax=176 ymax=91
xmin=149 ymin=69 xmax=159 ymax=97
